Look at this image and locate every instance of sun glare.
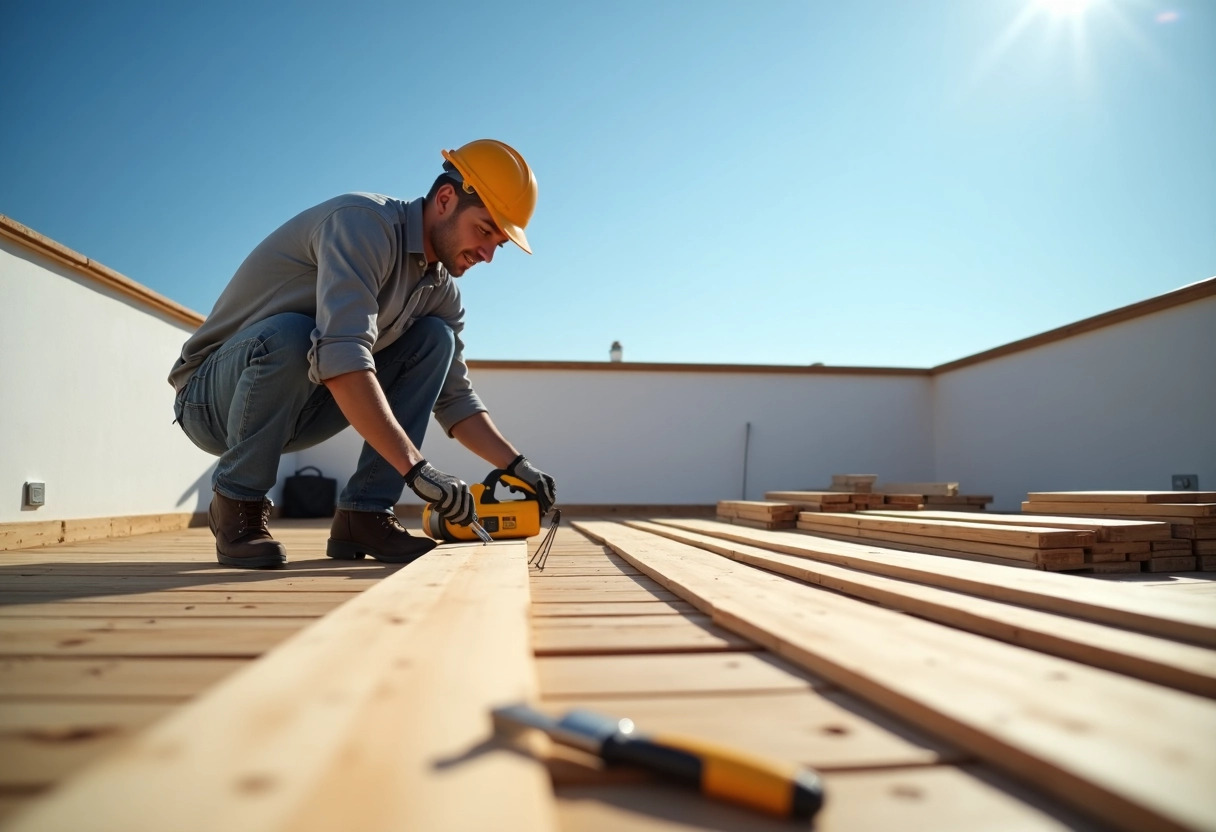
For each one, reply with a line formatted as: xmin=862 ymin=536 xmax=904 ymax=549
xmin=969 ymin=0 xmax=1168 ymax=92
xmin=1036 ymin=0 xmax=1099 ymax=17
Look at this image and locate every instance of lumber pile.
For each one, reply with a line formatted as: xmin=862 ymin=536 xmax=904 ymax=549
xmin=714 ymin=500 xmax=798 ymax=529
xmin=862 ymin=509 xmax=1172 ymax=574
xmin=765 ymin=475 xmax=993 ymax=514
xmin=762 ymin=474 xmax=883 ymax=513
xmin=874 ymin=481 xmax=993 ymax=511
xmin=762 ymin=491 xmax=861 ymax=513
xmin=795 ymin=510 xmax=1095 ymax=571
xmin=1022 ymin=491 xmax=1216 ymax=572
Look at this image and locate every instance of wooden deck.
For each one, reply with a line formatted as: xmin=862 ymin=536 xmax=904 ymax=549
xmin=1 ymin=518 xmax=1213 ymax=830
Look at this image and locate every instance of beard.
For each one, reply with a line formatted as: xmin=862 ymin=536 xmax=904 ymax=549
xmin=429 ymin=211 xmax=473 ymax=277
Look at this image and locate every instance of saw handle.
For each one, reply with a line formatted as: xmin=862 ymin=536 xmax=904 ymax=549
xmin=480 ymin=469 xmax=536 ymax=503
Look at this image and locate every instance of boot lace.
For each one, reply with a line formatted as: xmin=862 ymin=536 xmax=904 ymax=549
xmin=380 ymin=513 xmax=406 ymax=533
xmin=238 ymin=499 xmax=272 ymax=534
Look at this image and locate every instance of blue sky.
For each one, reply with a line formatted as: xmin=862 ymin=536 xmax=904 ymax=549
xmin=3 ymin=0 xmax=1213 ymax=367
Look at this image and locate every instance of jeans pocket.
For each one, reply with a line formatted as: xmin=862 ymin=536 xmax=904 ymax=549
xmin=176 ymin=373 xmax=227 ymax=455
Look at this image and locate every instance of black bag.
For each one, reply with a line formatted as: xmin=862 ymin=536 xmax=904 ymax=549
xmin=280 ymin=466 xmax=337 ymax=518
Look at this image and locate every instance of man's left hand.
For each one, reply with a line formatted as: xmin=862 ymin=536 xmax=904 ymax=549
xmin=507 ymin=455 xmax=557 ymax=514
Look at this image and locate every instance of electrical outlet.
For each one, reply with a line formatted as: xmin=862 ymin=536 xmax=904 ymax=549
xmin=24 ymin=482 xmax=46 ymax=507
xmin=1172 ymin=474 xmax=1198 ymax=491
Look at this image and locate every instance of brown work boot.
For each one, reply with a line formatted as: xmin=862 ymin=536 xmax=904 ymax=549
xmin=208 ymin=491 xmax=287 ymax=569
xmin=327 ymin=509 xmax=437 ymax=563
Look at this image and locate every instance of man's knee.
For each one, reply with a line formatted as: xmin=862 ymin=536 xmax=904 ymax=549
xmin=410 ymin=316 xmax=455 ymax=352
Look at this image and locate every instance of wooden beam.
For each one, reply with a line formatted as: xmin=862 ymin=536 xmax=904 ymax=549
xmin=574 ymin=521 xmax=1216 ymax=832
xmin=626 ymin=521 xmax=1216 ymax=698
xmin=1023 ymin=501 xmax=1216 ymax=518
xmin=647 ymin=519 xmax=1216 ymax=647
xmin=861 ymin=510 xmax=1172 ymax=542
xmin=1027 ymin=491 xmax=1216 ymax=504
xmin=793 ymin=512 xmax=1096 ymax=549
xmin=6 ymin=542 xmax=557 ymax=832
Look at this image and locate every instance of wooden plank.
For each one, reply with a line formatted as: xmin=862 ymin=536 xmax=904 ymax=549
xmin=862 ymin=509 xmax=1172 ymax=542
xmin=531 ymin=588 xmax=682 ymax=604
xmin=794 ymin=526 xmax=1047 ymax=571
xmin=0 ymin=576 xmax=384 ymax=599
xmin=922 ymin=495 xmax=993 ymax=505
xmin=531 ymin=614 xmax=754 ymax=656
xmin=628 ymin=521 xmax=1216 ymax=698
xmin=876 ymin=482 xmax=960 ymax=496
xmin=541 ymin=691 xmax=959 ymax=771
xmin=0 ymin=618 xmax=304 ymax=657
xmin=1023 ymin=501 xmax=1216 ymax=518
xmin=555 ymin=764 xmax=1093 ymax=832
xmin=536 ymin=652 xmax=825 ymax=699
xmin=0 ymin=702 xmax=177 ymax=788
xmin=0 ymin=521 xmax=63 ymax=551
xmin=794 ymin=512 xmax=1095 ymax=549
xmin=575 ymin=521 xmax=1216 ymax=832
xmin=528 ymin=566 xmax=643 ymax=577
xmin=763 ymin=491 xmax=853 ymax=504
xmin=795 ymin=519 xmax=1084 ymax=566
xmin=0 ymin=657 xmax=246 ymax=699
xmin=0 ymin=591 xmax=362 ymax=605
xmin=1028 ymin=491 xmax=1216 ymax=504
xmin=0 ymin=601 xmax=341 ymax=618
xmin=529 ymin=601 xmax=696 ymax=617
xmin=5 ymin=542 xmax=558 ymax=832
xmin=719 ymin=516 xmax=796 ymax=530
xmin=653 ymin=518 xmax=1216 ymax=647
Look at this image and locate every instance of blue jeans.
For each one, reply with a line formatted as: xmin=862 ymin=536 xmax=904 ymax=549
xmin=174 ymin=313 xmax=454 ymax=512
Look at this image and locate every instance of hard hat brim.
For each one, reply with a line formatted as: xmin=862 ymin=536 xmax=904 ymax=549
xmin=497 ymin=220 xmax=532 ymax=255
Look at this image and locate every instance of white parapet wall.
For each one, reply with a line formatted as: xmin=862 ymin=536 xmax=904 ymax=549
xmin=294 ymin=366 xmax=936 ymax=507
xmin=933 ymin=287 xmax=1216 ymax=511
xmin=3 ymin=213 xmax=1213 ymax=525
xmin=0 ymin=230 xmax=225 ymax=524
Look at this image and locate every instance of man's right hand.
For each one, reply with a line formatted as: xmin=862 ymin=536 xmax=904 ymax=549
xmin=404 ymin=461 xmax=477 ymax=526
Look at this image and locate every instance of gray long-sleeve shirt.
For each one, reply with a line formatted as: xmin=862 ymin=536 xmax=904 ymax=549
xmin=168 ymin=193 xmax=485 ymax=435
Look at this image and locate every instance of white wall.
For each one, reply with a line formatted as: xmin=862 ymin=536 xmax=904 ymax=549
xmin=297 ymin=370 xmax=935 ymax=505
xmin=933 ymin=295 xmax=1216 ymax=511
xmin=5 ymin=227 xmax=1212 ymax=522
xmin=0 ymin=237 xmax=227 ymax=522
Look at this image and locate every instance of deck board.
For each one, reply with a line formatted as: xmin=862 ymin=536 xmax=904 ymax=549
xmin=0 ymin=517 xmax=1197 ymax=829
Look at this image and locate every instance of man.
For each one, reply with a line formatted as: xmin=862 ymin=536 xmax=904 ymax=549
xmin=168 ymin=139 xmax=556 ymax=569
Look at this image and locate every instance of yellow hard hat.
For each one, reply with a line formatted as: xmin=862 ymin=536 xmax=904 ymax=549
xmin=441 ymin=139 xmax=537 ymax=254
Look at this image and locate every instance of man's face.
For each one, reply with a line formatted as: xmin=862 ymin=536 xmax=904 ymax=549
xmin=430 ymin=201 xmax=509 ymax=277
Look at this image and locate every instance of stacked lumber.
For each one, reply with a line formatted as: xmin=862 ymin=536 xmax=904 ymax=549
xmin=1023 ymin=491 xmax=1216 ymax=572
xmin=863 ymin=509 xmax=1171 ymax=574
xmin=763 ymin=491 xmax=859 ymax=513
xmin=874 ymin=481 xmax=993 ymax=511
xmin=826 ymin=474 xmax=889 ymax=509
xmin=795 ymin=511 xmax=1095 ymax=571
xmin=714 ymin=500 xmax=798 ymax=529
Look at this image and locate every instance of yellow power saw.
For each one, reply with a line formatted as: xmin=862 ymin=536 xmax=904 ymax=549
xmin=421 ymin=468 xmax=545 ymax=543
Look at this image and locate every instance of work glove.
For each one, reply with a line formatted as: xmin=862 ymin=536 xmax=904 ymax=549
xmin=507 ymin=454 xmax=557 ymax=514
xmin=404 ymin=461 xmax=477 ymax=526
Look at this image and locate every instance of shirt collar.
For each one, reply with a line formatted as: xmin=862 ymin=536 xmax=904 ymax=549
xmin=405 ymin=197 xmax=426 ymax=256
xmin=405 ymin=197 xmax=451 ymax=283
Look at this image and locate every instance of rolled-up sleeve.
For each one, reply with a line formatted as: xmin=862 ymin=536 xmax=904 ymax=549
xmin=306 ymin=207 xmax=395 ymax=384
xmin=430 ymin=284 xmax=488 ymax=435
